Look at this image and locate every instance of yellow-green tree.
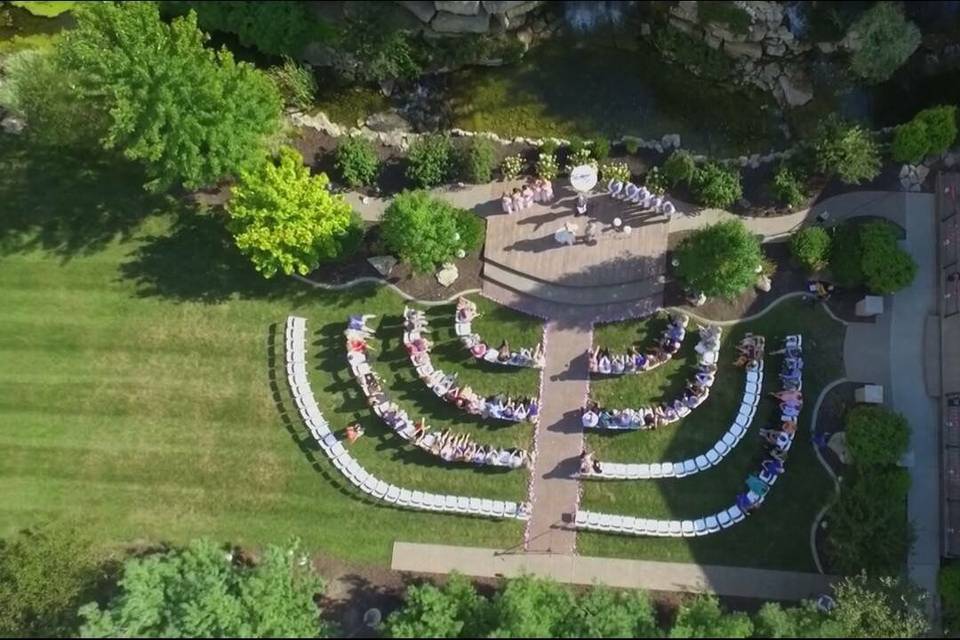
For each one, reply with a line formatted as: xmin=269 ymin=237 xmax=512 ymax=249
xmin=228 ymin=147 xmax=362 ymax=278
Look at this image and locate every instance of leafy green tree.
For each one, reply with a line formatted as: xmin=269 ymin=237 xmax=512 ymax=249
xmin=848 ymin=2 xmax=921 ymax=83
xmin=813 ymin=116 xmax=881 ymax=185
xmin=893 ymin=105 xmax=959 ymax=163
xmin=675 ymin=220 xmax=763 ymax=298
xmin=0 ymin=526 xmax=106 ymax=638
xmin=79 ymin=538 xmax=328 ymax=638
xmin=458 ymin=137 xmax=497 ymax=184
xmin=772 ymin=165 xmax=807 ymax=208
xmin=228 ymin=146 xmax=361 ymax=278
xmin=753 ymin=601 xmax=840 ymax=638
xmin=892 ymin=118 xmax=931 ymax=164
xmin=57 ymin=2 xmax=282 ymax=191
xmin=825 ymin=466 xmax=912 ymax=575
xmin=692 ymin=162 xmax=742 ymax=209
xmin=859 ymin=221 xmax=917 ymax=294
xmin=381 ymin=190 xmax=482 ymax=273
xmin=790 ymin=226 xmax=831 ymax=272
xmin=386 ymin=573 xmax=491 ymax=638
xmin=845 ymin=405 xmax=910 ymax=466
xmin=336 ymin=136 xmax=380 ymax=189
xmin=267 ymin=57 xmax=318 ymax=110
xmin=829 ymin=573 xmax=928 ymax=638
xmin=663 ymin=150 xmax=697 ymax=187
xmin=563 ymin=585 xmax=659 ymax=638
xmin=488 ymin=575 xmax=574 ymax=638
xmin=406 ymin=134 xmax=454 ymax=188
xmin=668 ymin=595 xmax=753 ymax=638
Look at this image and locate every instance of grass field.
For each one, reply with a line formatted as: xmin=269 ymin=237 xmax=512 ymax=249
xmin=579 ymin=302 xmax=844 ymax=571
xmin=0 ymin=138 xmax=542 ymax=565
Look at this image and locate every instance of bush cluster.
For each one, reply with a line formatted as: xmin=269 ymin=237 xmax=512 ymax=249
xmin=662 ymin=150 xmax=697 ymax=187
xmin=692 ymin=162 xmax=742 ymax=209
xmin=674 ymin=220 xmax=763 ymax=299
xmin=457 ymin=137 xmax=496 ymax=184
xmin=827 ymin=221 xmax=916 ymax=293
xmin=500 ymin=153 xmax=524 ymax=181
xmin=892 ymin=105 xmax=958 ymax=164
xmin=266 ymin=57 xmax=317 ymax=110
xmin=600 ymin=161 xmax=630 ymax=185
xmin=335 ymin=136 xmax=379 ymax=189
xmin=381 ymin=190 xmax=482 ymax=273
xmin=771 ymin=165 xmax=807 ymax=208
xmin=848 ymin=2 xmax=921 ymax=83
xmin=536 ymin=152 xmax=559 ymax=180
xmin=789 ymin=226 xmax=831 ymax=272
xmin=644 ymin=166 xmax=667 ymax=195
xmin=406 ymin=134 xmax=454 ymax=188
xmin=813 ymin=115 xmax=881 ymax=185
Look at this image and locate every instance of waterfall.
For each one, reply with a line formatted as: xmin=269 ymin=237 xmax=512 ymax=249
xmin=784 ymin=2 xmax=808 ymax=39
xmin=562 ymin=1 xmax=633 ymax=32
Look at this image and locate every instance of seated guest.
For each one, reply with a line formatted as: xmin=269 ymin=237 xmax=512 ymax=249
xmin=629 ymin=346 xmax=647 ymax=370
xmin=411 ymin=350 xmax=430 ymax=367
xmin=643 ymin=411 xmax=657 ymax=429
xmin=771 ymin=389 xmax=802 ymax=403
xmin=611 ymin=355 xmax=626 ymax=374
xmin=596 ymin=350 xmax=612 ymax=374
xmin=456 ymin=297 xmax=479 ymax=322
xmin=472 ymin=445 xmax=487 ymax=465
xmin=616 ymin=410 xmax=633 ymax=428
xmin=761 ymin=457 xmax=784 ymax=477
xmin=746 ymin=474 xmax=770 ymax=498
xmin=497 ymin=340 xmax=511 ymax=363
xmin=347 ymin=314 xmax=376 ymax=336
xmin=508 ymin=449 xmax=527 ymax=469
xmin=527 ymin=399 xmax=539 ymax=422
xmin=581 ymin=407 xmax=599 ymax=428
xmin=661 ymin=200 xmax=676 ymax=216
xmin=533 ymin=179 xmax=544 ymax=203
xmin=470 ymin=340 xmax=488 ymax=358
xmin=579 ymin=450 xmax=595 ymax=474
xmin=735 ymin=491 xmax=760 ymax=513
xmin=694 ymin=369 xmax=715 ymax=387
xmin=661 ymin=338 xmax=681 ymax=355
xmin=592 ymin=457 xmax=603 ymax=474
xmin=406 ymin=337 xmax=431 ymax=355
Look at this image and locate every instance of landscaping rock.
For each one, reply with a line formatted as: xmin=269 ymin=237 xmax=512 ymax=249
xmin=436 ymin=1 xmax=480 ymax=15
xmin=670 ymin=0 xmax=698 ymax=22
xmin=777 ymin=69 xmax=814 ymax=107
xmin=899 ymin=164 xmax=911 ymax=179
xmin=640 ymin=22 xmax=651 ymax=37
xmin=916 ymin=164 xmax=930 ymax=183
xmin=431 ymin=10 xmax=490 ymax=33
xmin=899 ymin=175 xmax=912 ymax=191
xmin=399 ymin=1 xmax=436 ymax=22
xmin=756 ymin=274 xmax=772 ymax=292
xmin=365 ymin=111 xmax=413 ymax=133
xmin=368 ymin=255 xmax=398 ymax=277
xmin=436 ymin=262 xmax=459 ymax=287
xmin=0 ymin=116 xmax=25 ymax=135
xmin=724 ymin=41 xmax=763 ymax=60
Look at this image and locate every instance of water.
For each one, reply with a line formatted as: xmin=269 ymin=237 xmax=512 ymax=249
xmin=562 ymin=1 xmax=633 ymax=32
xmin=783 ymin=2 xmax=808 ymax=39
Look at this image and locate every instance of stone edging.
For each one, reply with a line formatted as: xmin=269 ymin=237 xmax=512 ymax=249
xmin=292 ymin=273 xmax=481 ymax=306
xmin=809 ymin=377 xmax=848 ymax=575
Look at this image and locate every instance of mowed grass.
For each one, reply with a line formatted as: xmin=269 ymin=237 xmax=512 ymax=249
xmin=578 ymin=301 xmax=844 ymax=571
xmin=0 ymin=138 xmax=545 ymax=565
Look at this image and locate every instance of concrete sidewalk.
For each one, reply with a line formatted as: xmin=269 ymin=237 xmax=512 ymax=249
xmin=392 ymin=542 xmax=837 ymax=601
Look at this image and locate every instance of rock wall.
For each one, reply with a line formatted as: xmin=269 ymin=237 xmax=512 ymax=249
xmin=651 ymin=1 xmax=862 ymax=108
xmin=397 ymin=1 xmax=544 ymax=35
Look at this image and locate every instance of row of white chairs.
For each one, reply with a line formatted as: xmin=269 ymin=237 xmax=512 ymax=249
xmin=588 ymin=313 xmax=695 ymax=377
xmin=584 ymin=363 xmax=764 ymax=480
xmin=607 ymin=179 xmax=677 ymax=216
xmin=454 ymin=303 xmax=544 ymax=369
xmin=572 ymin=335 xmax=803 ymax=538
xmin=284 ymin=316 xmax=530 ymax=521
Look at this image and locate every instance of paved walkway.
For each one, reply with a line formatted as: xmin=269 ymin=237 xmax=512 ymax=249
xmin=391 ymin=542 xmax=837 ymax=601
xmin=524 ymin=319 xmax=590 ymax=554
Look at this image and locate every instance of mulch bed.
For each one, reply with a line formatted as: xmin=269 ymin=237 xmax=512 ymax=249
xmin=383 ymin=250 xmax=484 ymax=301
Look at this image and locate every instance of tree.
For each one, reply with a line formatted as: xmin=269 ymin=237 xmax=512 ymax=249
xmin=859 ymin=221 xmax=917 ymax=294
xmin=56 ymin=2 xmax=282 ymax=191
xmin=848 ymin=2 xmax=921 ymax=83
xmin=845 ymin=405 xmax=910 ymax=466
xmin=829 ymin=573 xmax=928 ymax=638
xmin=78 ymin=538 xmax=329 ymax=638
xmin=813 ymin=116 xmax=881 ymax=185
xmin=691 ymin=162 xmax=742 ymax=209
xmin=790 ymin=227 xmax=832 ymax=272
xmin=386 ymin=574 xmax=490 ymax=638
xmin=674 ymin=220 xmax=763 ymax=298
xmin=381 ymin=191 xmax=483 ymax=273
xmin=891 ymin=118 xmax=931 ymax=165
xmin=668 ymin=595 xmax=753 ymax=638
xmin=406 ymin=134 xmax=454 ymax=188
xmin=771 ymin=165 xmax=807 ymax=208
xmin=487 ymin=575 xmax=574 ymax=638
xmin=0 ymin=526 xmax=106 ymax=638
xmin=228 ymin=146 xmax=362 ymax=278
xmin=563 ymin=585 xmax=659 ymax=638
xmin=893 ymin=105 xmax=959 ymax=163
xmin=458 ymin=137 xmax=497 ymax=184
xmin=753 ymin=601 xmax=840 ymax=638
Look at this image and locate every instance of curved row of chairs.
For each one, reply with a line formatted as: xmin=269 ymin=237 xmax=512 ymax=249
xmin=582 ymin=324 xmax=726 ymax=431
xmin=582 ymin=360 xmax=764 ymax=480
xmin=588 ymin=312 xmax=693 ymax=376
xmin=572 ymin=334 xmax=803 ymax=538
xmin=285 ymin=316 xmax=531 ymax=520
xmin=607 ymin=178 xmax=677 ymax=216
xmin=346 ymin=318 xmax=530 ymax=469
xmin=455 ymin=297 xmax=545 ymax=369
xmin=404 ymin=307 xmax=539 ymax=424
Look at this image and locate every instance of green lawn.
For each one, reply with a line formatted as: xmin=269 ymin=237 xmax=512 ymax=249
xmin=579 ymin=302 xmax=844 ymax=571
xmin=0 ymin=137 xmax=541 ymax=565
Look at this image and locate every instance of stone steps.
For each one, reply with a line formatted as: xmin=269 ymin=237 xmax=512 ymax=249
xmin=480 ymin=279 xmax=662 ymax=324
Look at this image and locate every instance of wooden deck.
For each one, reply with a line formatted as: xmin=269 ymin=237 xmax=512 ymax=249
xmin=483 ymin=185 xmax=668 ymax=288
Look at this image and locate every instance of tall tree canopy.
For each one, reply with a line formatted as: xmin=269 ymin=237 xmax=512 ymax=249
xmin=78 ymin=538 xmax=329 ymax=638
xmin=228 ymin=146 xmax=362 ymax=278
xmin=674 ymin=219 xmax=763 ymax=298
xmin=55 ymin=1 xmax=281 ymax=191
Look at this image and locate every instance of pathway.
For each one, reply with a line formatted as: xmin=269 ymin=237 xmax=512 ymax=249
xmin=391 ymin=542 xmax=837 ymax=601
xmin=524 ymin=319 xmax=591 ymax=554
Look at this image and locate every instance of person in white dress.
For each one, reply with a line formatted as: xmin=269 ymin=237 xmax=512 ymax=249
xmin=501 ymin=192 xmax=513 ymax=215
xmin=533 ymin=179 xmax=544 ymax=203
xmin=522 ymin=184 xmax=534 ymax=209
xmin=541 ymin=179 xmax=553 ymax=202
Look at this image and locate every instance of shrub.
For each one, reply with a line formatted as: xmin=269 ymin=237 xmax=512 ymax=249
xmin=894 ymin=105 xmax=959 ymax=163
xmin=600 ymin=161 xmax=630 ymax=185
xmin=669 ymin=595 xmax=754 ymax=638
xmin=692 ymin=162 xmax=742 ymax=209
xmin=592 ymin=136 xmax=610 ymax=161
xmin=830 ymin=573 xmax=929 ymax=638
xmin=891 ymin=118 xmax=930 ymax=164
xmin=825 ymin=466 xmax=912 ymax=576
xmin=652 ymin=25 xmax=735 ymax=78
xmin=338 ymin=6 xmax=421 ymax=83
xmin=335 ymin=136 xmax=379 ymax=188
xmin=501 ymin=153 xmax=524 ymax=180
xmin=567 ymin=136 xmax=586 ymax=155
xmin=229 ymin=147 xmax=362 ymax=277
xmin=697 ymin=0 xmax=752 ymax=35
xmin=675 ymin=220 xmax=763 ymax=298
xmin=940 ymin=564 xmax=960 ymax=632
xmin=848 ymin=2 xmax=921 ymax=83
xmin=829 ymin=222 xmax=865 ymax=287
xmin=663 ymin=150 xmax=697 ymax=187
xmin=567 ymin=147 xmax=595 ymax=171
xmin=860 ymin=221 xmax=917 ymax=294
xmin=624 ymin=138 xmax=640 ymax=155
xmin=385 ymin=573 xmax=489 ymax=638
xmin=645 ymin=166 xmax=667 ymax=195
xmin=539 ymin=139 xmax=559 ymax=155
xmin=458 ymin=137 xmax=496 ymax=184
xmin=790 ymin=227 xmax=831 ymax=272
xmin=406 ymin=134 xmax=453 ymax=188
xmin=772 ymin=165 xmax=807 ymax=208
xmin=813 ymin=115 xmax=881 ymax=185
xmin=845 ymin=405 xmax=910 ymax=466
xmin=266 ymin=56 xmax=317 ymax=110
xmin=381 ymin=190 xmax=482 ymax=273
xmin=536 ymin=152 xmax=559 ymax=180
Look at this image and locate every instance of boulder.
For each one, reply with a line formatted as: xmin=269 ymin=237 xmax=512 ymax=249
xmin=670 ymin=0 xmax=698 ymax=22
xmin=756 ymin=274 xmax=772 ymax=292
xmin=436 ymin=1 xmax=481 ymax=15
xmin=640 ymin=22 xmax=651 ymax=37
xmin=899 ymin=175 xmax=912 ymax=191
xmin=398 ymin=0 xmax=436 ymax=22
xmin=502 ymin=1 xmax=541 ymax=18
xmin=899 ymin=164 xmax=911 ymax=179
xmin=368 ymin=255 xmax=398 ymax=276
xmin=705 ymin=34 xmax=722 ymax=50
xmin=431 ymin=10 xmax=490 ymax=33
xmin=765 ymin=42 xmax=786 ymax=57
xmin=436 ymin=262 xmax=460 ymax=287
xmin=816 ymin=41 xmax=836 ymax=54
xmin=365 ymin=111 xmax=413 ymax=133
xmin=668 ymin=16 xmax=701 ymax=38
xmin=748 ymin=24 xmax=768 ymax=42
xmin=724 ymin=41 xmax=763 ymax=60
xmin=916 ymin=164 xmax=930 ymax=183
xmin=777 ymin=69 xmax=814 ymax=107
